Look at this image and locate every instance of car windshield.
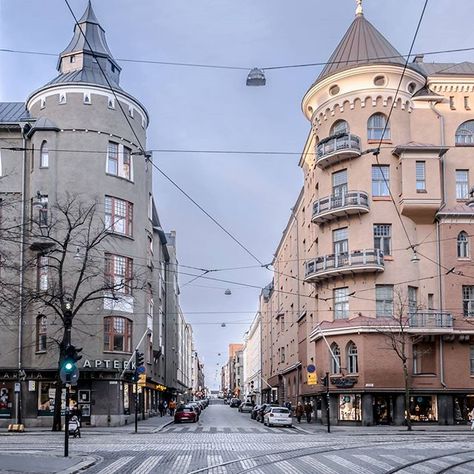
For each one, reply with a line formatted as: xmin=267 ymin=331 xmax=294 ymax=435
xmin=272 ymin=408 xmax=289 ymax=414
xmin=177 ymin=407 xmax=194 ymax=413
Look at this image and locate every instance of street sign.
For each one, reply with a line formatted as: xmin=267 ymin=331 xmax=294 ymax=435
xmin=307 ymin=364 xmax=316 ymax=373
xmin=137 ymin=366 xmax=146 ymax=374
xmin=307 ymin=373 xmax=317 ymax=385
xmin=60 ymin=366 xmax=79 ymax=385
xmin=14 ymin=383 xmax=21 ymax=393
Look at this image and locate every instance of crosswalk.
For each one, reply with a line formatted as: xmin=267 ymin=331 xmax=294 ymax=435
xmin=163 ymin=425 xmax=297 ymax=434
xmin=90 ymin=450 xmax=474 ymax=474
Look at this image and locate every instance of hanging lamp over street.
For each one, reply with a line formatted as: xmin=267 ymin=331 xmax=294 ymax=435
xmin=246 ymin=68 xmax=266 ymax=86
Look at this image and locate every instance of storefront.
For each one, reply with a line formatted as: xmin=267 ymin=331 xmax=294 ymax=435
xmin=409 ymin=395 xmax=438 ymax=422
xmin=454 ymin=395 xmax=474 ymax=424
xmin=338 ymin=394 xmax=362 ymax=421
xmin=0 ymin=382 xmax=13 ymax=420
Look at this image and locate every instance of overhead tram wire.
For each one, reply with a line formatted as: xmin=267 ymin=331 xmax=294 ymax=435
xmin=63 ymin=0 xmax=264 ymax=269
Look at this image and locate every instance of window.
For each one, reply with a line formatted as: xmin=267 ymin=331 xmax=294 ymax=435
xmin=333 ymin=227 xmax=348 ymax=256
xmin=463 ymin=286 xmax=474 ymax=317
xmin=455 ymin=120 xmax=474 ymax=145
xmin=38 ymin=195 xmax=48 ymax=227
xmin=465 ymin=96 xmax=471 ymax=110
xmin=374 ymin=75 xmax=386 ymax=86
xmin=36 ymin=315 xmax=47 ymax=352
xmin=40 ymin=141 xmax=49 ymax=168
xmin=70 ymin=55 xmax=76 ymax=63
xmin=330 ymin=343 xmax=341 ymax=374
xmin=374 ymin=224 xmax=391 ymax=255
xmin=413 ymin=342 xmax=436 ymax=374
xmin=280 ymin=346 xmax=285 ymax=363
xmin=108 ymin=97 xmax=115 ymax=109
xmin=59 ymin=93 xmax=66 ymax=104
xmin=83 ymin=92 xmax=91 ymax=104
xmin=106 ymin=142 xmax=132 ymax=180
xmin=334 ymin=287 xmax=349 ymax=319
xmin=416 ymin=161 xmax=426 ymax=191
xmin=329 ymin=84 xmax=340 ymax=96
xmin=470 ymin=346 xmax=474 ymax=375
xmin=376 ymin=285 xmax=393 ymax=317
xmin=368 ymin=113 xmax=390 ymax=140
xmin=372 ymin=165 xmax=390 ymax=196
xmin=147 ymin=234 xmax=153 ymax=267
xmin=347 ymin=342 xmax=358 ymax=373
xmin=332 ymin=169 xmax=348 ymax=198
xmin=37 ymin=255 xmax=48 ymax=291
xmin=104 ymin=196 xmax=133 ymax=236
xmin=428 ymin=293 xmax=434 ymax=310
xmin=330 ymin=120 xmax=349 ymax=135
xmin=148 ymin=193 xmax=153 ymax=220
xmin=105 ymin=253 xmax=133 ymax=295
xmin=408 ymin=286 xmax=418 ymax=314
xmin=456 ymin=170 xmax=469 ymax=199
xmin=103 ymin=316 xmax=132 ymax=352
xmin=457 ymin=232 xmax=469 ymax=258
xmin=280 ymin=314 xmax=285 ymax=331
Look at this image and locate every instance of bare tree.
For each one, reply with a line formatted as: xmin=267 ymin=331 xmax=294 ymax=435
xmin=0 ymin=193 xmax=145 ymax=430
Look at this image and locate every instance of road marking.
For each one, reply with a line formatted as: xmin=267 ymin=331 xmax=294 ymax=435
xmin=354 ymin=454 xmax=392 ymax=470
xmin=169 ymin=455 xmax=192 ymax=473
xmin=277 ymin=460 xmax=305 ymax=474
xmin=96 ymin=456 xmax=134 ymax=474
xmin=240 ymin=458 xmax=258 ymax=469
xmin=131 ymin=456 xmax=163 ymax=474
xmin=299 ymin=457 xmax=340 ymax=474
xmin=380 ymin=454 xmax=404 ymax=464
xmin=324 ymin=454 xmax=373 ymax=474
xmin=207 ymin=454 xmax=226 ymax=474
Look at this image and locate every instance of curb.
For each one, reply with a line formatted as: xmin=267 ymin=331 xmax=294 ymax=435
xmin=152 ymin=420 xmax=175 ymax=433
xmin=61 ymin=455 xmax=100 ymax=474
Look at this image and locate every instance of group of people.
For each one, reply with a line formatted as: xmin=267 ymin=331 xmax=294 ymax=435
xmin=158 ymin=399 xmax=177 ymax=417
xmin=286 ymin=401 xmax=314 ymax=423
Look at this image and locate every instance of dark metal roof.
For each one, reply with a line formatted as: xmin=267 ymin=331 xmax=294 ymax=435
xmin=0 ymin=102 xmax=29 ymax=123
xmin=316 ymin=13 xmax=406 ymax=83
xmin=416 ymin=62 xmax=474 ymax=76
xmin=46 ymin=67 xmax=122 ymax=90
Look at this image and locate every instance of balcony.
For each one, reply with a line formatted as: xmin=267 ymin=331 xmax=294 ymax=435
xmin=408 ymin=311 xmax=453 ymax=329
xmin=305 ymin=249 xmax=384 ymax=282
xmin=316 ymin=133 xmax=361 ymax=168
xmin=312 ymin=191 xmax=370 ymax=224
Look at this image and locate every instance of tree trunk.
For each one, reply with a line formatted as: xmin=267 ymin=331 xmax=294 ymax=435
xmin=403 ymin=362 xmax=412 ymax=431
xmin=52 ymin=336 xmax=66 ymax=431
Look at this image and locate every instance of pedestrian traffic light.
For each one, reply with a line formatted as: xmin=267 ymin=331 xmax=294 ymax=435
xmin=60 ymin=345 xmax=82 ymax=384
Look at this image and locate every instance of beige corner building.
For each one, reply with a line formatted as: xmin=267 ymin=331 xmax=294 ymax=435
xmin=260 ymin=2 xmax=474 ymax=425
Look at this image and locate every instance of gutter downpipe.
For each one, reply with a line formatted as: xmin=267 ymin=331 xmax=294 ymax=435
xmin=430 ymin=101 xmax=447 ymax=390
xmin=292 ymin=207 xmax=301 ymax=402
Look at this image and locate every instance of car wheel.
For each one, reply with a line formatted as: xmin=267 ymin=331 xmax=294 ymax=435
xmin=268 ymin=423 xmax=272 ymax=428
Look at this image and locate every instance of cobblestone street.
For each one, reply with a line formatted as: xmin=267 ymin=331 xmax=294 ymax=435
xmin=2 ymin=403 xmax=474 ymax=473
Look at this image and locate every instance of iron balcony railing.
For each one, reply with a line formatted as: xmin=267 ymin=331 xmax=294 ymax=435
xmin=313 ymin=191 xmax=369 ymax=220
xmin=305 ymin=249 xmax=384 ymax=280
xmin=408 ymin=311 xmax=453 ymax=328
xmin=316 ymin=133 xmax=361 ymax=162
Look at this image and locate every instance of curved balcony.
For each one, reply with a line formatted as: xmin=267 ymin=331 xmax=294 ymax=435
xmin=316 ymin=133 xmax=361 ymax=168
xmin=305 ymin=249 xmax=384 ymax=282
xmin=312 ymin=191 xmax=369 ymax=224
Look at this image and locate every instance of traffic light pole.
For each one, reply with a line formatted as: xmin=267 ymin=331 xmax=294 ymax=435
xmin=134 ymin=381 xmax=138 ymax=434
xmin=325 ymin=372 xmax=330 ymax=434
xmin=63 ymin=309 xmax=72 ymax=457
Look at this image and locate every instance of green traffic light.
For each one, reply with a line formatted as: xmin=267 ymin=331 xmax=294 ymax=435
xmin=64 ymin=362 xmax=73 ymax=371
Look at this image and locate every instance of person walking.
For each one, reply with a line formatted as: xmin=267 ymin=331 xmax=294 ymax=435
xmin=469 ymin=407 xmax=474 ymax=430
xmin=169 ymin=399 xmax=177 ymax=416
xmin=305 ymin=402 xmax=313 ymax=423
xmin=295 ymin=402 xmax=304 ymax=423
xmin=158 ymin=401 xmax=165 ymax=417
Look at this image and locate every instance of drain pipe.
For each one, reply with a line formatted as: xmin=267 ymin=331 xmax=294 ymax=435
xmin=430 ymin=101 xmax=447 ymax=389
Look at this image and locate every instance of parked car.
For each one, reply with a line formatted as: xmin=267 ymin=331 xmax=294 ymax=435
xmin=238 ymin=402 xmax=254 ymax=413
xmin=188 ymin=402 xmax=201 ymax=416
xmin=263 ymin=407 xmax=292 ymax=428
xmin=174 ymin=405 xmax=198 ymax=423
xmin=251 ymin=404 xmax=261 ymax=420
xmin=229 ymin=398 xmax=242 ymax=408
xmin=256 ymin=403 xmax=279 ymax=422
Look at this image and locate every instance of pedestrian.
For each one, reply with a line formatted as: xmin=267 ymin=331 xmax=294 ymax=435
xmin=295 ymin=402 xmax=304 ymax=423
xmin=163 ymin=400 xmax=168 ymax=415
xmin=305 ymin=402 xmax=313 ymax=423
xmin=469 ymin=407 xmax=474 ymax=430
xmin=169 ymin=399 xmax=176 ymax=416
xmin=285 ymin=400 xmax=292 ymax=413
xmin=158 ymin=401 xmax=165 ymax=417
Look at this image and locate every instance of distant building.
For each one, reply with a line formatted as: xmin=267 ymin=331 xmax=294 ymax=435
xmin=243 ymin=313 xmax=261 ymax=404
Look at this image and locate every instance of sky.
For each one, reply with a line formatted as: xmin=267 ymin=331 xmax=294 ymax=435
xmin=1 ymin=0 xmax=474 ymax=389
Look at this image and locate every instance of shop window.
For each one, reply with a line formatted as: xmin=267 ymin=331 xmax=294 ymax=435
xmin=413 ymin=342 xmax=436 ymax=374
xmin=105 ymin=253 xmax=133 ymax=295
xmin=104 ymin=196 xmax=133 ymax=236
xmin=330 ymin=343 xmax=341 ymax=374
xmin=347 ymin=342 xmax=358 ymax=373
xmin=409 ymin=395 xmax=437 ymax=422
xmin=37 ymin=382 xmax=60 ymax=415
xmin=368 ymin=113 xmax=390 ymax=140
xmin=103 ymin=316 xmax=132 ymax=352
xmin=0 ymin=386 xmax=12 ymax=418
xmin=339 ymin=394 xmax=361 ymax=421
xmin=457 ymin=231 xmax=470 ymax=259
xmin=36 ymin=315 xmax=47 ymax=352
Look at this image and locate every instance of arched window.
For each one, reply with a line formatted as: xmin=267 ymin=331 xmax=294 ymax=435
xmin=368 ymin=113 xmax=390 ymax=140
xmin=36 ymin=315 xmax=47 ymax=352
xmin=330 ymin=343 xmax=341 ymax=374
xmin=330 ymin=120 xmax=349 ymax=136
xmin=40 ymin=141 xmax=49 ymax=168
xmin=457 ymin=231 xmax=469 ymax=258
xmin=455 ymin=121 xmax=474 ymax=145
xmin=104 ymin=316 xmax=133 ymax=352
xmin=347 ymin=342 xmax=358 ymax=373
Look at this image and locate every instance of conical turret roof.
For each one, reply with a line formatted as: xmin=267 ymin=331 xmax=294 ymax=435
xmin=317 ymin=10 xmax=405 ymax=82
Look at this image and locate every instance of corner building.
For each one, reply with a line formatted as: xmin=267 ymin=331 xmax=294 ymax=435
xmin=0 ymin=3 xmax=191 ymax=426
xmin=261 ymin=4 xmax=474 ymax=425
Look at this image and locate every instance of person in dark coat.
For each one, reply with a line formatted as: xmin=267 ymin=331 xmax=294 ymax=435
xmin=158 ymin=401 xmax=165 ymax=417
xmin=295 ymin=402 xmax=304 ymax=423
xmin=304 ymin=402 xmax=313 ymax=423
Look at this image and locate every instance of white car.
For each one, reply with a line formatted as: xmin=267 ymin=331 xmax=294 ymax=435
xmin=263 ymin=407 xmax=292 ymax=427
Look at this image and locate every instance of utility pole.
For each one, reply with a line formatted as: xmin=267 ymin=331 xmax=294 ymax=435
xmin=325 ymin=372 xmax=331 ymax=434
xmin=134 ymin=349 xmax=144 ymax=434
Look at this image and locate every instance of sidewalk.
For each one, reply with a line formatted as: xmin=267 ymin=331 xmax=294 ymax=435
xmin=0 ymin=453 xmax=97 ymax=474
xmin=0 ymin=413 xmax=174 ymax=436
xmin=291 ymin=417 xmax=474 ymax=435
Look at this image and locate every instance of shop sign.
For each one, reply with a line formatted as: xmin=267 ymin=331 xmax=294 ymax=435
xmin=330 ymin=377 xmax=357 ymax=388
xmin=82 ymin=359 xmax=136 ymax=370
xmin=28 ymin=381 xmax=36 ymax=392
xmin=307 ymin=373 xmax=318 ymax=385
xmin=147 ymin=383 xmax=167 ymax=392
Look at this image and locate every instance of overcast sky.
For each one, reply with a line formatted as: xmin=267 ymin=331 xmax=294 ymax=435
xmin=1 ymin=0 xmax=473 ymax=389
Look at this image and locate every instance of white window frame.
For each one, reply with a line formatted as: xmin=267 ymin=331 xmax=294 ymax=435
xmin=456 ymin=170 xmax=469 ymax=200
xmin=416 ymin=161 xmax=426 ymax=191
xmin=40 ymin=141 xmax=49 ymax=168
xmin=457 ymin=232 xmax=470 ymax=259
xmin=347 ymin=343 xmax=358 ymax=373
xmin=376 ymin=285 xmax=394 ymax=317
xmin=106 ymin=142 xmax=133 ymax=181
xmin=59 ymin=92 xmax=67 ymax=104
xmin=372 ymin=165 xmax=390 ymax=197
xmin=374 ymin=224 xmax=391 ymax=256
xmin=334 ymin=287 xmax=349 ymax=319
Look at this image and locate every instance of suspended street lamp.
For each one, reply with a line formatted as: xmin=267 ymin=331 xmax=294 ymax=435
xmin=246 ymin=68 xmax=266 ymax=86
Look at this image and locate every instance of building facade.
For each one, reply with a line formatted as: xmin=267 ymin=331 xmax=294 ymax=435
xmin=259 ymin=2 xmax=474 ymax=425
xmin=242 ymin=313 xmax=262 ymax=404
xmin=0 ymin=2 xmax=200 ymax=427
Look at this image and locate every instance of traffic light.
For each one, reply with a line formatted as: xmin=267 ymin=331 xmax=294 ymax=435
xmin=135 ymin=350 xmax=144 ymax=368
xmin=60 ymin=345 xmax=82 ymax=384
xmin=321 ymin=374 xmax=329 ymax=387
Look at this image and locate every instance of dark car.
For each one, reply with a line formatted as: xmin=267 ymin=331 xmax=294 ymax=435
xmin=251 ymin=404 xmax=261 ymax=420
xmin=188 ymin=402 xmax=202 ymax=416
xmin=238 ymin=402 xmax=254 ymax=413
xmin=229 ymin=398 xmax=241 ymax=408
xmin=174 ymin=405 xmax=198 ymax=423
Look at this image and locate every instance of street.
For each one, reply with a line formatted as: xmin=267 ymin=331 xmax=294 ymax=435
xmin=2 ymin=401 xmax=474 ymax=473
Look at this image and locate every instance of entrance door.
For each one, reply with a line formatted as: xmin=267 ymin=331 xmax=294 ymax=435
xmin=373 ymin=396 xmax=391 ymax=424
